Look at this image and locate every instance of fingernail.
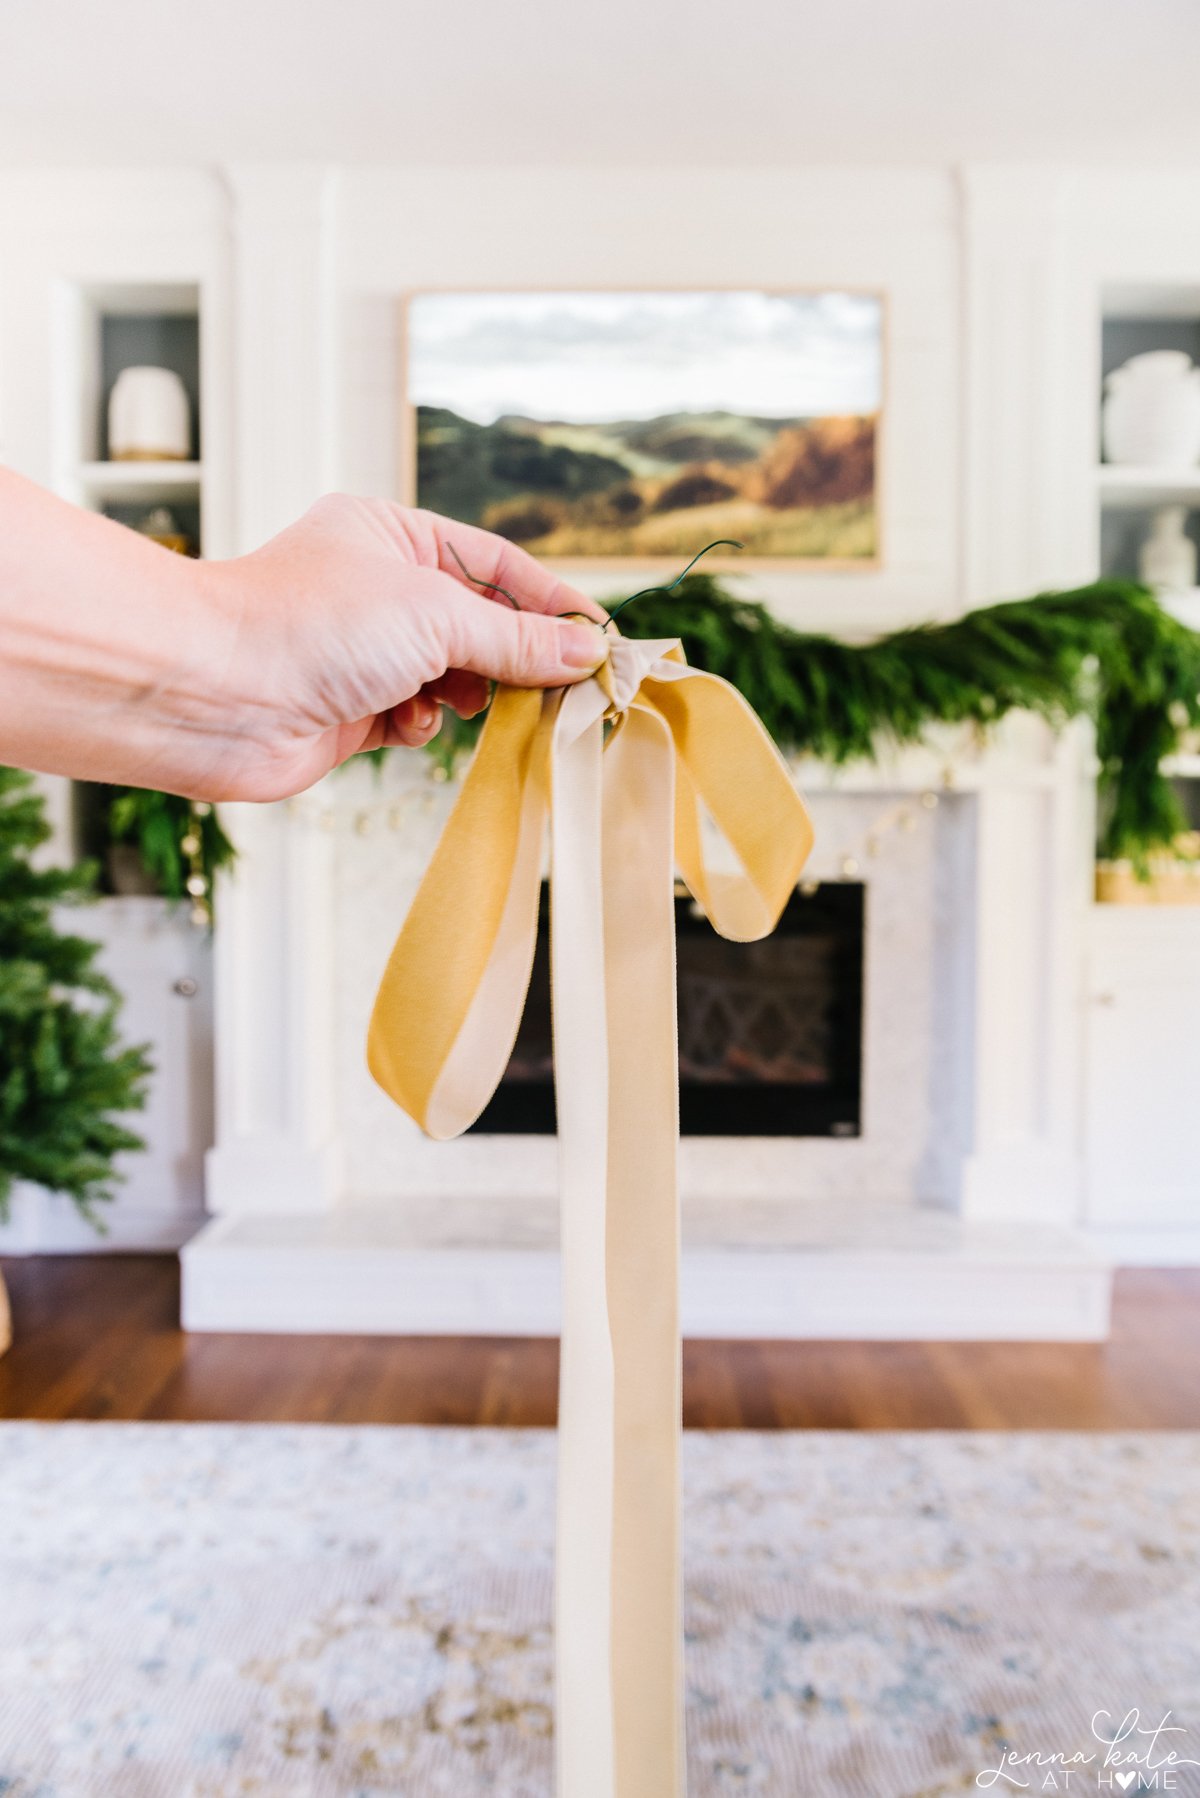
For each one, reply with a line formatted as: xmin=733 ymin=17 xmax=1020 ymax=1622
xmin=558 ymin=619 xmax=608 ymax=671
xmin=413 ymin=700 xmax=439 ymax=731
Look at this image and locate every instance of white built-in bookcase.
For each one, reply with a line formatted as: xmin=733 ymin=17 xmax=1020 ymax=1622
xmin=1096 ymin=282 xmax=1200 ymax=624
xmin=1080 ymin=281 xmax=1200 ymax=1249
xmin=52 ymin=275 xmax=232 ymax=629
xmin=0 ymin=172 xmax=234 ymax=1253
xmin=53 ymin=280 xmax=224 ymax=875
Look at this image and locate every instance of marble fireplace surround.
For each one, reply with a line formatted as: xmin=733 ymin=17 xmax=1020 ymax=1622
xmin=182 ymin=713 xmax=1113 ymax=1341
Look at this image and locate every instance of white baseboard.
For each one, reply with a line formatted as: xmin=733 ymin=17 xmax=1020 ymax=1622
xmin=181 ymin=1208 xmax=1113 ymax=1342
xmin=0 ymin=1183 xmax=206 ymax=1255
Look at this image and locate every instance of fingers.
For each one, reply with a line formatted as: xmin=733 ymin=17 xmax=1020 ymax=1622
xmin=372 ymin=674 xmax=485 ymax=759
xmin=385 ymin=693 xmax=443 ymax=748
xmin=406 ymin=508 xmax=609 ymax=625
xmin=378 ymin=673 xmax=489 ymax=750
xmin=383 ymin=673 xmax=487 ymax=751
xmin=418 ymin=572 xmax=608 ymax=688
xmin=422 ymin=668 xmax=490 ymax=718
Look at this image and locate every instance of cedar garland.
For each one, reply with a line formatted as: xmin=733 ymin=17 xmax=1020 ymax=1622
xmin=435 ymin=574 xmax=1200 ymax=864
xmin=85 ymin=574 xmax=1200 ymax=890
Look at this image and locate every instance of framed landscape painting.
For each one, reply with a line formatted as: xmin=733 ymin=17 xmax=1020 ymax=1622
xmin=402 ymin=289 xmax=884 ymax=566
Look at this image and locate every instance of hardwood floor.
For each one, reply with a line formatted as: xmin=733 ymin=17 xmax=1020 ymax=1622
xmin=1 ymin=1255 xmax=1198 ymax=1429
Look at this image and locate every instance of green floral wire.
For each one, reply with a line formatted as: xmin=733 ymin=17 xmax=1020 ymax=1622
xmin=446 ymin=538 xmax=744 ymax=630
xmin=604 ymin=540 xmax=743 ymax=629
xmin=446 ymin=542 xmax=522 ymax=608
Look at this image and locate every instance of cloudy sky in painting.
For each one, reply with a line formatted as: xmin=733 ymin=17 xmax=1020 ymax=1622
xmin=407 ymin=291 xmax=882 ymax=424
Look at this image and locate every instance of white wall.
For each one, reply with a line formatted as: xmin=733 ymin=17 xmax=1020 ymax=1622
xmin=961 ymin=167 xmax=1200 ymax=602
xmin=331 ymin=167 xmax=961 ymax=636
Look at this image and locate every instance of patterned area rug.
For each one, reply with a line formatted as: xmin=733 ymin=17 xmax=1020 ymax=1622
xmin=0 ymin=1426 xmax=1198 ymax=1797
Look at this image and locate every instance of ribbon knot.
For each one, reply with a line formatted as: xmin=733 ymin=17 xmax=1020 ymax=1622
xmin=595 ymin=632 xmax=656 ymax=717
xmin=368 ymin=638 xmax=813 ymax=1798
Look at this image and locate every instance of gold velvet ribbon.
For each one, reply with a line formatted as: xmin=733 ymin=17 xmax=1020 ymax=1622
xmin=368 ymin=633 xmax=814 ymax=1797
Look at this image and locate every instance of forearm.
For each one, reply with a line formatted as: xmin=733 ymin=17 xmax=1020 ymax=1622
xmin=0 ymin=469 xmax=245 ymax=794
xmin=0 ymin=479 xmax=603 ymax=805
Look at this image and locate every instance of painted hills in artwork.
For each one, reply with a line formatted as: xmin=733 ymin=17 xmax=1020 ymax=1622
xmin=415 ymin=405 xmax=877 ymax=561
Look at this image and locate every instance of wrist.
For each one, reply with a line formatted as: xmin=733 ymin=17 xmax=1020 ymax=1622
xmin=139 ymin=549 xmax=295 ymax=798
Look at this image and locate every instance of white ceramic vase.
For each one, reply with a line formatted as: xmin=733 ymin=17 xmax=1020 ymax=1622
xmin=1140 ymin=505 xmax=1198 ymax=593
xmin=1102 ymin=351 xmax=1200 ymax=468
xmin=108 ymin=365 xmax=191 ymax=461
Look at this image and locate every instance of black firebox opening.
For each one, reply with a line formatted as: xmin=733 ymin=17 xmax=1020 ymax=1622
xmin=468 ymin=881 xmax=864 ymax=1138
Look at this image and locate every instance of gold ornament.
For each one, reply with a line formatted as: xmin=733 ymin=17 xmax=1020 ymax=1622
xmin=181 ymin=803 xmax=212 ymax=931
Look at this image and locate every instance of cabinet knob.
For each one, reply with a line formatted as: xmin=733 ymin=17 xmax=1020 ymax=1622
xmin=173 ymin=976 xmax=199 ymax=998
xmin=1092 ymin=990 xmax=1116 ymax=1007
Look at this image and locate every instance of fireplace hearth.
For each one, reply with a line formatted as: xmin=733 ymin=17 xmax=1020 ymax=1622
xmin=469 ymin=882 xmax=864 ymax=1138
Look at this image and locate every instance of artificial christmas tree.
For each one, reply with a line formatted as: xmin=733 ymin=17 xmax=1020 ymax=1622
xmin=0 ymin=767 xmax=151 ymax=1353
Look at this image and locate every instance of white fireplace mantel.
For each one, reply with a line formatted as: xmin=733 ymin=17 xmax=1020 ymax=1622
xmin=182 ymin=711 xmax=1112 ymax=1342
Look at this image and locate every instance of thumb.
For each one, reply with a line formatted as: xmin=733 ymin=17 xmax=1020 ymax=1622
xmin=425 ymin=572 xmax=609 ymax=688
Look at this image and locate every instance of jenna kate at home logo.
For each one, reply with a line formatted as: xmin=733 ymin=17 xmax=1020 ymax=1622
xmin=976 ymin=1711 xmax=1200 ymax=1791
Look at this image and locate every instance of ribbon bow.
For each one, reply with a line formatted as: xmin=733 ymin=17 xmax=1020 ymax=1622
xmin=368 ymin=633 xmax=814 ymax=1798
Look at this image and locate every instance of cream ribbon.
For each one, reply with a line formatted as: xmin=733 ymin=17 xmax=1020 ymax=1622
xmin=368 ymin=634 xmax=814 ymax=1797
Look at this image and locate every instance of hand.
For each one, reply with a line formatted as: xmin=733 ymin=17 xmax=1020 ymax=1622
xmin=204 ymin=497 xmax=610 ymax=801
xmin=0 ymin=475 xmax=610 ymax=803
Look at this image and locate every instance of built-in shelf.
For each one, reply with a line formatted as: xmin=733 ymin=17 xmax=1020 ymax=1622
xmin=78 ymin=459 xmax=202 ymax=504
xmin=1096 ymin=464 xmax=1200 ymax=507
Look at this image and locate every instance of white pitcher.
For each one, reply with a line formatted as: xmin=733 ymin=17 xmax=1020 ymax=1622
xmin=1102 ymin=350 xmax=1200 ymax=468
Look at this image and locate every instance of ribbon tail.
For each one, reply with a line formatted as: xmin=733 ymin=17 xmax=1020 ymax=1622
xmin=644 ymin=664 xmax=814 ymax=942
xmin=367 ymin=641 xmax=811 ymax=1798
xmin=603 ymin=702 xmax=686 ymax=1798
xmin=367 ymin=684 xmax=551 ymax=1138
xmin=551 ymin=677 xmax=618 ymax=1798
xmin=551 ymin=683 xmax=686 ymax=1798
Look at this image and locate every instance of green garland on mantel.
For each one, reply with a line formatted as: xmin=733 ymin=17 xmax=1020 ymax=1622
xmin=430 ymin=575 xmax=1200 ymax=866
xmin=107 ymin=575 xmax=1200 ymax=899
xmin=627 ymin=574 xmax=1200 ymax=863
